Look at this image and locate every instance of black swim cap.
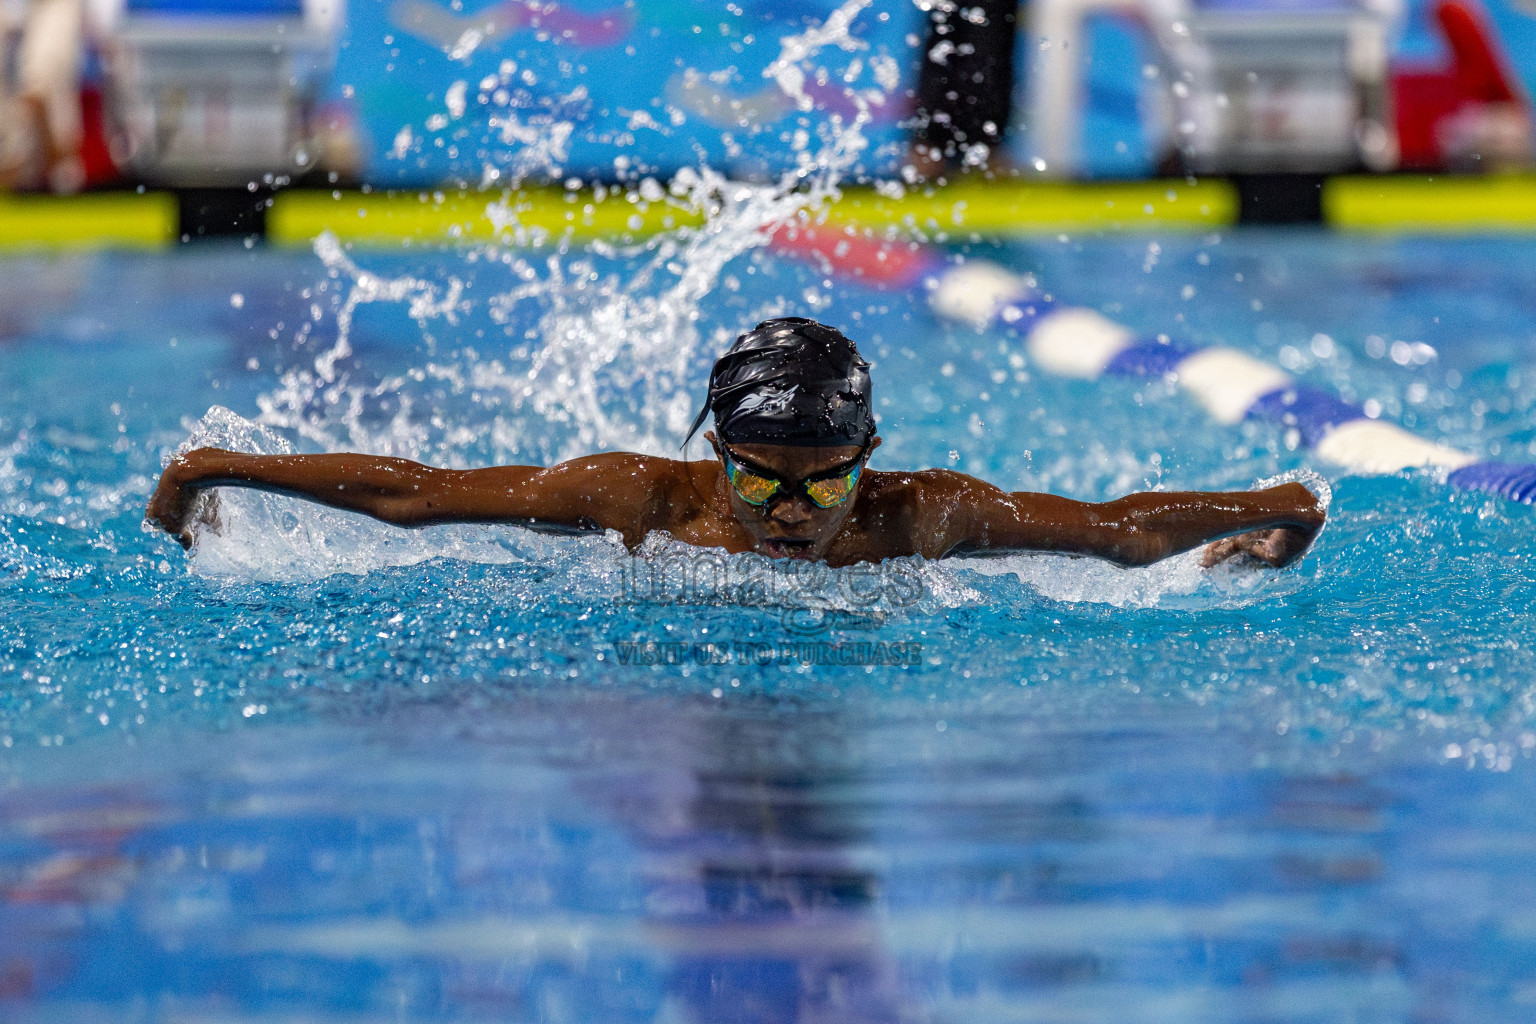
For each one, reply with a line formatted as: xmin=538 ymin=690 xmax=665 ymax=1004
xmin=685 ymin=317 xmax=875 ymax=448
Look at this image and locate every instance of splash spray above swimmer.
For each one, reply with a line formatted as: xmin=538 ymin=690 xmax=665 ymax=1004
xmin=145 ymin=0 xmax=1332 ymax=571
xmin=147 ymin=317 xmax=1325 ymax=570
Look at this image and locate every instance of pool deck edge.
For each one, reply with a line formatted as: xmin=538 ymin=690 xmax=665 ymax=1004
xmin=4 ymin=174 xmax=1536 ymax=248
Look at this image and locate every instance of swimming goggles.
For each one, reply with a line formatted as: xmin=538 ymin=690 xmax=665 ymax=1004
xmin=723 ymin=448 xmax=867 ymax=509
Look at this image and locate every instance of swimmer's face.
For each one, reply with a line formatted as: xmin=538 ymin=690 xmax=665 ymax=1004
xmin=707 ymin=432 xmax=879 ymax=561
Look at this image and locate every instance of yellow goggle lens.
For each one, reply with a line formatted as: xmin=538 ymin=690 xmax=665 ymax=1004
xmin=805 ymin=471 xmax=858 ymax=508
xmin=725 ymin=461 xmax=780 ymax=505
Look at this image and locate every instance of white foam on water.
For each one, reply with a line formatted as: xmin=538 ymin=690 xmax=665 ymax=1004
xmin=619 ymin=531 xmax=983 ymax=617
xmin=951 ymin=469 xmax=1334 ymax=609
xmin=954 ymin=549 xmax=1209 ymax=609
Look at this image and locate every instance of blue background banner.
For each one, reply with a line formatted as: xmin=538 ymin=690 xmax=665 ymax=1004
xmin=324 ymin=0 xmax=1536 ymax=184
xmin=330 ymin=0 xmax=926 ymax=185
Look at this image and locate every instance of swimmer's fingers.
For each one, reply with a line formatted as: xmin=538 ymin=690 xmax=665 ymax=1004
xmin=1201 ymin=526 xmax=1317 ymax=569
xmin=145 ymin=458 xmax=203 ymax=549
xmin=144 ymin=483 xmax=190 ymax=546
xmin=144 ymin=503 xmax=196 ymax=550
xmin=1200 ymin=534 xmax=1247 ymax=568
xmin=1257 ymin=524 xmax=1319 ymax=568
xmin=194 ymin=491 xmax=223 ymax=540
xmin=147 ymin=498 xmax=213 ymax=551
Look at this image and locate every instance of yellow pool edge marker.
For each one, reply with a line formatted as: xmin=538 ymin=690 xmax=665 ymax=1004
xmin=268 ymin=187 xmax=705 ymax=247
xmin=1325 ymin=173 xmax=1536 ymax=231
xmin=14 ymin=173 xmax=1536 ymax=249
xmin=827 ymin=178 xmax=1239 ymax=235
xmin=0 ymin=192 xmax=178 ymax=248
xmin=268 ymin=178 xmax=1239 ymax=248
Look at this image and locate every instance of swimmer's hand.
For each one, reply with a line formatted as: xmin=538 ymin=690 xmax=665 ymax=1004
xmin=1200 ymin=483 xmax=1325 ymax=569
xmin=145 ymin=448 xmax=225 ymax=549
xmin=1201 ymin=525 xmax=1315 ymax=568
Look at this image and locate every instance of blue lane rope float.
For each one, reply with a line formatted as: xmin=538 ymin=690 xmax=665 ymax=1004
xmin=919 ymin=257 xmax=1536 ymax=504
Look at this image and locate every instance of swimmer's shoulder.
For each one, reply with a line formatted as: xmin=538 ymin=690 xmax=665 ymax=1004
xmin=837 ymin=470 xmax=945 ymax=560
xmin=862 ymin=467 xmax=988 ymax=506
xmin=857 ymin=469 xmax=1012 ymax=555
xmin=856 ymin=468 xmax=978 ymax=531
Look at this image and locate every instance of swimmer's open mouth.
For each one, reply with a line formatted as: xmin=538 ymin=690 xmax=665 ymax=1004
xmin=763 ymin=538 xmax=816 ymax=559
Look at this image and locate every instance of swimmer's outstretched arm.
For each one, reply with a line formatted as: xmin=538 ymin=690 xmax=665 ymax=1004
xmin=145 ymin=446 xmax=659 ymax=549
xmin=930 ymin=476 xmax=1325 ymax=568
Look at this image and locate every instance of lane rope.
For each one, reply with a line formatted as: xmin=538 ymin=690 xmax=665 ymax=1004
xmin=771 ymin=226 xmax=1536 ymax=504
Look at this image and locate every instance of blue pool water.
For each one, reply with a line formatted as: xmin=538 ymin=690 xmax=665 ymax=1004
xmin=3 ymin=232 xmax=1536 ymax=1022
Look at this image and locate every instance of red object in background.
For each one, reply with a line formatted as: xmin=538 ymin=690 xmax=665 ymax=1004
xmin=78 ymin=87 xmax=120 ymax=189
xmin=1393 ymin=0 xmax=1528 ymax=169
xmin=767 ymin=225 xmax=937 ymax=289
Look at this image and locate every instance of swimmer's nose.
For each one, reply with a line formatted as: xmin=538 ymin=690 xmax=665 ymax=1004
xmin=768 ymin=495 xmax=814 ymax=525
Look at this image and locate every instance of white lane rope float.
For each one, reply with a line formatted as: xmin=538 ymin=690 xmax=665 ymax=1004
xmin=770 ymin=228 xmax=1536 ymax=504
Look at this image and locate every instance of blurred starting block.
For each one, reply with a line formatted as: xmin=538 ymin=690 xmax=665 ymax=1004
xmin=95 ymin=0 xmax=343 ymax=185
xmin=1028 ymin=0 xmax=1396 ymax=177
xmin=1163 ymin=3 xmax=1395 ymax=175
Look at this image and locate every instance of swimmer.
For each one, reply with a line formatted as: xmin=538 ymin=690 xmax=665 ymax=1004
xmin=146 ymin=318 xmax=1325 ymax=569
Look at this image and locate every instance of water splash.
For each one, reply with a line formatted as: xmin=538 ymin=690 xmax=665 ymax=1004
xmin=249 ymin=0 xmax=885 ymax=468
xmin=173 ymin=0 xmax=905 ymax=578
